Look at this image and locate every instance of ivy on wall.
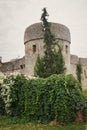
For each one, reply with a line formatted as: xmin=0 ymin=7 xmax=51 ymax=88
xmin=0 ymin=74 xmax=87 ymax=123
xmin=76 ymin=64 xmax=82 ymax=84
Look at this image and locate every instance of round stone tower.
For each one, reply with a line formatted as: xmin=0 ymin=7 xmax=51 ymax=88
xmin=24 ymin=22 xmax=71 ymax=76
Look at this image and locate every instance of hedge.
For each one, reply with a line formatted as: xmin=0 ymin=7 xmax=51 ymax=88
xmin=0 ymin=74 xmax=87 ymax=123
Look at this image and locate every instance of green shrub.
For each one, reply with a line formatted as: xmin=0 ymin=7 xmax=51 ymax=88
xmin=82 ymin=97 xmax=87 ymax=121
xmin=0 ymin=84 xmax=5 ymax=115
xmin=0 ymin=73 xmax=5 ymax=115
xmin=1 ymin=74 xmax=86 ymax=123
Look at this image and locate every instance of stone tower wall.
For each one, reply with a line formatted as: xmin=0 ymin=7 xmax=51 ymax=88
xmin=25 ymin=39 xmax=70 ymax=76
xmin=24 ymin=22 xmax=71 ymax=76
xmin=25 ymin=39 xmax=44 ymax=76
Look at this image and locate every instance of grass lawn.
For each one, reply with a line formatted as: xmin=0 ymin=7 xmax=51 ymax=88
xmin=0 ymin=116 xmax=87 ymax=130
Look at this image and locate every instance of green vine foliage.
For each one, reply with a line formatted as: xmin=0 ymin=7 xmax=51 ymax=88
xmin=1 ymin=74 xmax=86 ymax=123
xmin=0 ymin=84 xmax=5 ymax=115
xmin=76 ymin=64 xmax=82 ymax=84
xmin=82 ymin=97 xmax=87 ymax=121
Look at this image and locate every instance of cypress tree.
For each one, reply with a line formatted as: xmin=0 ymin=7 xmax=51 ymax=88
xmin=34 ymin=54 xmax=44 ymax=77
xmin=55 ymin=45 xmax=65 ymax=74
xmin=34 ymin=8 xmax=65 ymax=78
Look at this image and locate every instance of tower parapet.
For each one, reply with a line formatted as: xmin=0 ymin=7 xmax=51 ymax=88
xmin=24 ymin=22 xmax=71 ymax=44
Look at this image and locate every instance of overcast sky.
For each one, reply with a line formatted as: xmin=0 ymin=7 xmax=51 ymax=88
xmin=0 ymin=0 xmax=87 ymax=62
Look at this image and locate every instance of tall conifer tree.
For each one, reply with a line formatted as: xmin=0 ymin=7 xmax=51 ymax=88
xmin=34 ymin=8 xmax=65 ymax=78
xmin=40 ymin=8 xmax=56 ymax=77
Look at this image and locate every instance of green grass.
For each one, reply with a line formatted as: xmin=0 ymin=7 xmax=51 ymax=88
xmin=0 ymin=116 xmax=86 ymax=130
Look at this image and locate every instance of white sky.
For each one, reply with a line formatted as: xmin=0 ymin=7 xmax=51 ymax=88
xmin=0 ymin=0 xmax=87 ymax=62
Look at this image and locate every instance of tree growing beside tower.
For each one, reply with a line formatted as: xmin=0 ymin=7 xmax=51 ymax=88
xmin=34 ymin=8 xmax=65 ymax=78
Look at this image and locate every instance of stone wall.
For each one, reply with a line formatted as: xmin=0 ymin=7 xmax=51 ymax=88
xmin=70 ymin=55 xmax=87 ymax=90
xmin=79 ymin=58 xmax=87 ymax=90
xmin=0 ymin=57 xmax=25 ymax=75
